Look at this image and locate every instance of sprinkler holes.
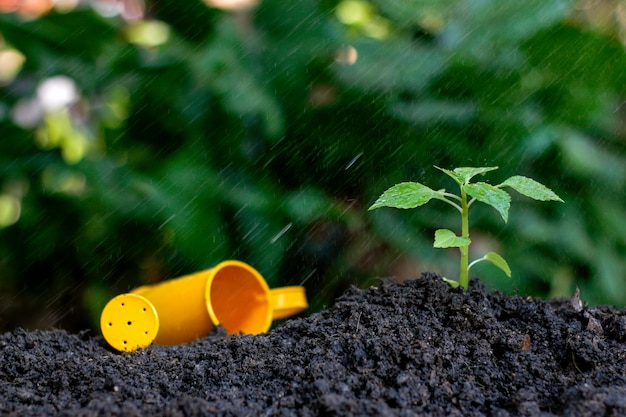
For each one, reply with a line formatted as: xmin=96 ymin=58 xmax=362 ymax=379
xmin=127 ymin=321 xmax=132 ymax=326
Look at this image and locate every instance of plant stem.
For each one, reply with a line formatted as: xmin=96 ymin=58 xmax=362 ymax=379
xmin=459 ymin=186 xmax=470 ymax=289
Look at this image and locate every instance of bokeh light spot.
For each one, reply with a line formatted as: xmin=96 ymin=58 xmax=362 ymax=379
xmin=37 ymin=76 xmax=79 ymax=112
xmin=336 ymin=0 xmax=373 ymax=26
xmin=202 ymin=0 xmax=260 ymax=11
xmin=126 ymin=20 xmax=170 ymax=48
xmin=0 ymin=48 xmax=25 ymax=84
xmin=335 ymin=45 xmax=358 ymax=65
xmin=0 ymin=194 xmax=21 ymax=228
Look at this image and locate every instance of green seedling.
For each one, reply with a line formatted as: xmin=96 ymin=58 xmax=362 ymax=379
xmin=369 ymin=166 xmax=563 ymax=290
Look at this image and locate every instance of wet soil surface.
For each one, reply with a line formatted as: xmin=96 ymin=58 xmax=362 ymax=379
xmin=2 ymin=273 xmax=626 ymax=416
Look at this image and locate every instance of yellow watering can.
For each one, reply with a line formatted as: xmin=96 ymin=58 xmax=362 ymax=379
xmin=100 ymin=260 xmax=308 ymax=351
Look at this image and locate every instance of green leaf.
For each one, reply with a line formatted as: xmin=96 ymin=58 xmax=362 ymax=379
xmin=392 ymin=100 xmax=477 ymax=126
xmin=500 ymin=176 xmax=563 ymax=202
xmin=435 ymin=166 xmax=498 ymax=185
xmin=464 ymin=182 xmax=511 ymax=222
xmin=455 ymin=0 xmax=572 ymax=53
xmin=483 ymin=252 xmax=512 ymax=277
xmin=453 ymin=167 xmax=499 ymax=184
xmin=434 ymin=166 xmax=464 ymax=185
xmin=442 ymin=277 xmax=460 ymax=288
xmin=434 ymin=229 xmax=471 ymax=248
xmin=336 ymin=39 xmax=446 ymax=95
xmin=369 ymin=182 xmax=441 ymax=210
xmin=285 ymin=187 xmax=330 ymax=223
xmin=372 ymin=0 xmax=453 ymax=29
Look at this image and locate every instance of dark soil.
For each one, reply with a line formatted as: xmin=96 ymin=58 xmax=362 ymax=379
xmin=2 ymin=273 xmax=626 ymax=416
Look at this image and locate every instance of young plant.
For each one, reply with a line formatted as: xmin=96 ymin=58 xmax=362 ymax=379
xmin=369 ymin=166 xmax=563 ymax=290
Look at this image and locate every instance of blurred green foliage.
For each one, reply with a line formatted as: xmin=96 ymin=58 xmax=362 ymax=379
xmin=1 ymin=0 xmax=625 ymax=333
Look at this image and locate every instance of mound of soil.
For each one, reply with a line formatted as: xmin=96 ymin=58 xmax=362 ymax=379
xmin=2 ymin=273 xmax=626 ymax=416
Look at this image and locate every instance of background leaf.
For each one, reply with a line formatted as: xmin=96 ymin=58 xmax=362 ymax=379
xmin=1 ymin=0 xmax=626 ymax=335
